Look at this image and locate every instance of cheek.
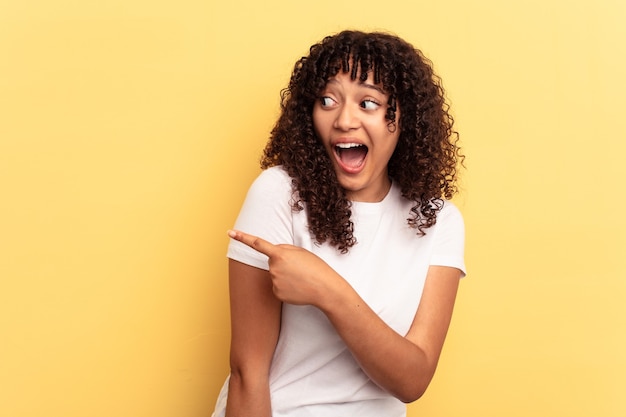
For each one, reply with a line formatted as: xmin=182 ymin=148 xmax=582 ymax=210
xmin=385 ymin=132 xmax=401 ymax=155
xmin=312 ymin=109 xmax=332 ymax=140
xmin=381 ymin=121 xmax=400 ymax=141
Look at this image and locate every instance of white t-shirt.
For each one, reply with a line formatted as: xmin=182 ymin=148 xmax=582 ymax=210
xmin=213 ymin=166 xmax=466 ymax=417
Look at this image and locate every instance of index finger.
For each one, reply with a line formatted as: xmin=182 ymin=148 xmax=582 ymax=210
xmin=227 ymin=229 xmax=278 ymax=257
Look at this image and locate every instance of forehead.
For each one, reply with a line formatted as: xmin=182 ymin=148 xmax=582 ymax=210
xmin=325 ymin=72 xmax=387 ymax=95
xmin=324 ymin=56 xmax=389 ymax=89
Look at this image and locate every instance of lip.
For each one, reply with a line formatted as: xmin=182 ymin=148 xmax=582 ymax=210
xmin=331 ymin=138 xmax=368 ymax=175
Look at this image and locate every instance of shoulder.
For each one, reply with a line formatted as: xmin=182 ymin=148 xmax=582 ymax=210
xmin=234 ymin=165 xmax=297 ymax=236
xmin=248 ymin=165 xmax=292 ymax=194
xmin=430 ymin=200 xmax=466 ymax=275
xmin=438 ymin=200 xmax=464 ymax=225
xmin=229 ymin=166 xmax=296 ymax=268
xmin=241 ymin=166 xmax=294 ymax=208
xmin=430 ymin=200 xmax=465 ymax=239
xmin=387 ymin=186 xmax=464 ymax=229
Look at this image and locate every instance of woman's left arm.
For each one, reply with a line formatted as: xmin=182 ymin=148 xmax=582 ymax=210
xmin=321 ymin=264 xmax=461 ymax=403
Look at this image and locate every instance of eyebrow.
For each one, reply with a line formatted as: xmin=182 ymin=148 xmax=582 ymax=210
xmin=362 ymin=83 xmax=386 ymax=94
xmin=326 ymin=78 xmax=387 ymax=95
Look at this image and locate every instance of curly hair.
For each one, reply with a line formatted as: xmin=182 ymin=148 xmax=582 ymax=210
xmin=261 ymin=30 xmax=463 ymax=253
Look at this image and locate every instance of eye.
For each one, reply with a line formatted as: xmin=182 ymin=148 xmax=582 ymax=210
xmin=319 ymin=96 xmax=336 ymax=108
xmin=360 ymin=99 xmax=380 ymax=110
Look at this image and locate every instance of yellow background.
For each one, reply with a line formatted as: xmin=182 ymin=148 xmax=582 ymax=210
xmin=1 ymin=1 xmax=625 ymax=416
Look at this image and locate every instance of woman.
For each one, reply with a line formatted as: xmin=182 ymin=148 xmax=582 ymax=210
xmin=212 ymin=30 xmax=466 ymax=417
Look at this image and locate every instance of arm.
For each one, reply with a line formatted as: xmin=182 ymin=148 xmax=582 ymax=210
xmin=225 ymin=259 xmax=282 ymax=417
xmin=227 ymin=230 xmax=461 ymax=403
xmin=320 ymin=265 xmax=461 ymax=402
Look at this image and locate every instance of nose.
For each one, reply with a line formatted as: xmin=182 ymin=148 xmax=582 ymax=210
xmin=333 ymin=104 xmax=360 ymax=131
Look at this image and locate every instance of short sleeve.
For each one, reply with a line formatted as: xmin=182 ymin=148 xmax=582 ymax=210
xmin=429 ymin=202 xmax=467 ymax=277
xmin=227 ymin=167 xmax=295 ymax=270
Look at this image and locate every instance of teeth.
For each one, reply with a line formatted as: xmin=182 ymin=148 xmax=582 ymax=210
xmin=336 ymin=143 xmax=364 ymax=149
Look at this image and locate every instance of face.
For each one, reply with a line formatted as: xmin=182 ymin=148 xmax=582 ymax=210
xmin=313 ymin=70 xmax=400 ymax=202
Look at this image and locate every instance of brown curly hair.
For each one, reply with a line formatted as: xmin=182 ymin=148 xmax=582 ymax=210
xmin=261 ymin=30 xmax=463 ymax=253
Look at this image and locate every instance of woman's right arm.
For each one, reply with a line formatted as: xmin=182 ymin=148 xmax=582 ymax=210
xmin=224 ymin=259 xmax=282 ymax=417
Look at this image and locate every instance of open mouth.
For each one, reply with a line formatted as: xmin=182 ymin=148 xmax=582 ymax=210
xmin=335 ymin=143 xmax=368 ymax=170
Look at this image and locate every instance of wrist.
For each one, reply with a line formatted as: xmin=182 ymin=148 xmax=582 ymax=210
xmin=316 ymin=274 xmax=358 ymax=316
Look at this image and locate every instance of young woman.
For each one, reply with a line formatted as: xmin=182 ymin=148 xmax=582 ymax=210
xmin=212 ymin=30 xmax=466 ymax=417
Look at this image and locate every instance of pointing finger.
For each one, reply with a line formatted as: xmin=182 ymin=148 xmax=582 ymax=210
xmin=227 ymin=230 xmax=278 ymax=257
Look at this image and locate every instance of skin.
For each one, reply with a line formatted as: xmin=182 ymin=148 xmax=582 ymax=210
xmin=224 ymin=259 xmax=280 ymax=417
xmin=226 ymin=230 xmax=461 ymax=410
xmin=313 ymin=71 xmax=400 ymax=202
xmin=224 ymin=72 xmax=462 ymax=416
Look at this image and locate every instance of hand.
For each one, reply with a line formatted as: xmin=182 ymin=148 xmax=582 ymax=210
xmin=227 ymin=230 xmax=343 ymax=306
